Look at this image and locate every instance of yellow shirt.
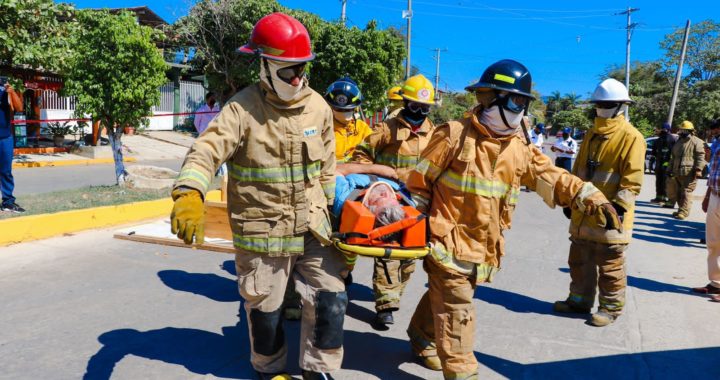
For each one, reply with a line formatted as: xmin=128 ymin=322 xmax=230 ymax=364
xmin=334 ymin=118 xmax=372 ymax=163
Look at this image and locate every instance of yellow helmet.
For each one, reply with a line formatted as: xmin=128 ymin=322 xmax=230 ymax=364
xmin=387 ymin=86 xmax=403 ymax=101
xmin=400 ymin=74 xmax=435 ymax=105
xmin=679 ymin=120 xmax=694 ymax=131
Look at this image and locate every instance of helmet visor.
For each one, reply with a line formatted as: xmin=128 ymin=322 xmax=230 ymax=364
xmin=276 ymin=63 xmax=307 ymax=83
xmin=496 ymin=92 xmax=529 ymax=113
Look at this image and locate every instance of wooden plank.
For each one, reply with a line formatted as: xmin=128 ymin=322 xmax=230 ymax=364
xmin=114 ymin=232 xmax=235 ymax=254
xmin=204 ymin=201 xmax=232 ymax=240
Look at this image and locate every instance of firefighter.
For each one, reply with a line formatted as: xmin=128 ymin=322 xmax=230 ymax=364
xmin=352 ymin=74 xmax=436 ymax=328
xmin=325 ymin=76 xmax=372 ymax=162
xmin=663 ymin=120 xmax=707 ymax=219
xmin=385 ymin=85 xmax=404 ymax=120
xmin=170 ymin=13 xmax=345 ymax=380
xmin=405 ymin=59 xmax=620 ymax=378
xmin=553 ymin=78 xmax=645 ymax=327
xmin=650 ymin=122 xmax=677 ymax=204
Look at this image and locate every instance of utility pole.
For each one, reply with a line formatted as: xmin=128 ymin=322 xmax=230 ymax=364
xmin=667 ymin=20 xmax=691 ymax=126
xmin=403 ymin=0 xmax=413 ymax=79
xmin=433 ymin=48 xmax=447 ymax=92
xmin=617 ymin=7 xmax=639 ymax=120
xmin=340 ymin=0 xmax=347 ymax=26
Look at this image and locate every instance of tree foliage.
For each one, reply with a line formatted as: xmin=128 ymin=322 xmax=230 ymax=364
xmin=172 ymin=0 xmax=405 ymax=111
xmin=63 ymin=10 xmax=168 ymax=183
xmin=552 ymin=108 xmax=592 ymax=130
xmin=428 ymin=91 xmax=475 ymax=125
xmin=0 ymin=0 xmax=76 ymax=73
xmin=661 ymin=20 xmax=720 ymax=82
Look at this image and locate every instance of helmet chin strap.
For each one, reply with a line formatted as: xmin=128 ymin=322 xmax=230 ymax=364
xmin=519 ymin=109 xmax=531 ymax=145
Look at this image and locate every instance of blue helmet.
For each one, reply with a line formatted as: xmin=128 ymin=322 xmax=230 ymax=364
xmin=562 ymin=127 xmax=572 ymax=134
xmin=324 ymin=76 xmax=363 ymax=111
xmin=535 ymin=123 xmax=545 ymax=133
xmin=662 ymin=122 xmax=671 ymax=131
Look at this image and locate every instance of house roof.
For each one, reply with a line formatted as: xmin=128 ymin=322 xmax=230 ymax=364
xmin=106 ymin=6 xmax=168 ymax=28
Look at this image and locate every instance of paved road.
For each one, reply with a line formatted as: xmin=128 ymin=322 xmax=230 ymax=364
xmin=13 ymin=159 xmax=184 ymax=195
xmin=1 ymin=174 xmax=718 ymax=379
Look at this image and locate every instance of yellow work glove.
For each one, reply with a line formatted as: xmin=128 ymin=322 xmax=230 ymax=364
xmin=170 ymin=188 xmax=205 ymax=245
xmin=574 ymin=183 xmax=623 ymax=232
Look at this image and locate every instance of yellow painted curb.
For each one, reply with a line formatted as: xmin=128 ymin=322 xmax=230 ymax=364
xmin=13 ymin=157 xmax=138 ymax=169
xmin=0 ymin=189 xmax=222 ymax=246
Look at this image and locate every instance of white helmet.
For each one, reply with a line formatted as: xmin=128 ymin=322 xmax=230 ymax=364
xmin=590 ymin=78 xmax=633 ymax=103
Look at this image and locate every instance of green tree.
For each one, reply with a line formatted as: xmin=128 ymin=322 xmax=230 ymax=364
xmin=428 ymin=91 xmax=475 ymax=125
xmin=0 ymin=0 xmax=77 ymax=75
xmin=661 ymin=20 xmax=720 ymax=81
xmin=172 ymin=0 xmax=405 ymax=111
xmin=551 ymin=108 xmax=592 ymax=131
xmin=64 ymin=10 xmax=168 ymax=184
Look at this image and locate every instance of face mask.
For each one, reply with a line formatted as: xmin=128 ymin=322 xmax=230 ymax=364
xmin=595 ymin=104 xmax=626 ymax=119
xmin=260 ymin=59 xmax=305 ymax=101
xmin=333 ymin=109 xmax=354 ymax=123
xmin=480 ymin=105 xmax=522 ymax=136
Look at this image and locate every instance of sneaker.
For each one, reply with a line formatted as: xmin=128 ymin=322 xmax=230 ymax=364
xmin=590 ymin=310 xmax=618 ymax=327
xmin=691 ymin=284 xmax=720 ymax=294
xmin=302 ymin=370 xmax=334 ymax=380
xmin=711 ymin=294 xmax=720 ymax=302
xmin=553 ymin=300 xmax=591 ymax=314
xmin=256 ymin=371 xmax=292 ymax=380
xmin=374 ymin=310 xmax=394 ymax=326
xmin=1 ymin=202 xmax=25 ymax=213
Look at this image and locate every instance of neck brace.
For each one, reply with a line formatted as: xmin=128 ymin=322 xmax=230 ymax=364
xmin=260 ymin=60 xmax=306 ymax=102
xmin=480 ymin=106 xmax=522 ymax=136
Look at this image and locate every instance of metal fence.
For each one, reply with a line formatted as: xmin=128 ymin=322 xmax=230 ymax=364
xmin=153 ymin=82 xmax=175 ymax=112
xmin=41 ymin=90 xmax=76 ymax=111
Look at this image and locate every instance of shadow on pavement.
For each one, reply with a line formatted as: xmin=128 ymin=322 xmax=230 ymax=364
xmin=632 ymin=208 xmax=705 ymax=248
xmin=476 ymin=346 xmax=720 ymax=379
xmin=158 ymin=270 xmax=240 ymax=302
xmin=343 ymin=330 xmax=425 ymax=379
xmin=558 ymin=268 xmax=692 ymax=295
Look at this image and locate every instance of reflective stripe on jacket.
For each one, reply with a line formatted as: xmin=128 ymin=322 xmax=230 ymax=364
xmin=669 ymin=134 xmax=706 ymax=177
xmin=174 ymin=82 xmax=336 ymax=256
xmin=351 ymin=115 xmax=434 ymax=183
xmin=334 ymin=118 xmax=372 ymax=163
xmin=570 ymin=115 xmax=645 ymax=244
xmin=406 ymin=109 xmax=586 ymax=280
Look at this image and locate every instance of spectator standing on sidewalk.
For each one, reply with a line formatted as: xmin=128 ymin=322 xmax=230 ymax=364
xmin=695 ymin=119 xmax=720 ymax=297
xmin=531 ymin=123 xmax=545 ymax=152
xmin=0 ymin=78 xmax=25 ymax=213
xmin=551 ymin=127 xmax=577 ymax=172
xmin=193 ymin=92 xmax=219 ymax=136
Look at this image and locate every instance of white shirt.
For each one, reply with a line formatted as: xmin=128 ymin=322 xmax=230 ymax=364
xmin=531 ymin=130 xmax=544 ymax=151
xmin=193 ymin=103 xmax=220 ymax=135
xmin=553 ymin=137 xmax=577 ymax=159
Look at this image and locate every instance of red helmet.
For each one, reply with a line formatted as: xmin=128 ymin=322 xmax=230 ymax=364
xmin=238 ymin=12 xmax=315 ymax=62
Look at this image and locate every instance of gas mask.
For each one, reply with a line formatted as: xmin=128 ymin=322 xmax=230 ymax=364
xmin=260 ymin=59 xmax=307 ymax=102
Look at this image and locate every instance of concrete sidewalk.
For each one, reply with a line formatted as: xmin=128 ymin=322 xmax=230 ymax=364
xmin=12 ymin=132 xmax=193 ymax=169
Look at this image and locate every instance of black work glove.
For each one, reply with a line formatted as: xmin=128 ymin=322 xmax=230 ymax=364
xmin=562 ymin=207 xmax=572 ymax=219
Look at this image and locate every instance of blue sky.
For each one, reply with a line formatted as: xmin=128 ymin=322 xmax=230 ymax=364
xmin=68 ymin=0 xmax=719 ymax=99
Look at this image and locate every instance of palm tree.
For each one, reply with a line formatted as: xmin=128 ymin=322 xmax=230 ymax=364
xmin=562 ymin=92 xmax=582 ymax=110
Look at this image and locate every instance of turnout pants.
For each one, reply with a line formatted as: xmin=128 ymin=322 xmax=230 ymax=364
xmin=235 ymin=234 xmax=348 ymax=373
xmin=373 ymin=258 xmax=416 ymax=311
xmin=705 ymin=193 xmax=720 ymax=288
xmin=407 ymin=257 xmax=478 ymax=379
xmin=654 ymin=164 xmax=668 ymax=199
xmin=666 ymin=175 xmax=697 ymax=216
xmin=566 ymin=238 xmax=628 ymax=313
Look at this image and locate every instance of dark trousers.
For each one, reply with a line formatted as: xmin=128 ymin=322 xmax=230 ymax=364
xmin=655 ymin=164 xmax=668 ymax=198
xmin=555 ymin=157 xmax=572 ymax=172
xmin=0 ymin=136 xmax=15 ymax=206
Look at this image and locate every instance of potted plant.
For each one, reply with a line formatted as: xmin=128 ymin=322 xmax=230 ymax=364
xmin=46 ymin=121 xmax=77 ymax=147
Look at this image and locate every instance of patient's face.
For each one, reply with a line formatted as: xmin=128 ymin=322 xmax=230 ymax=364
xmin=365 ymin=183 xmax=399 ymax=213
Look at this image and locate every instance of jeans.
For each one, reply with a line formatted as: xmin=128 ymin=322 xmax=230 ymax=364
xmin=0 ymin=135 xmax=15 ymax=206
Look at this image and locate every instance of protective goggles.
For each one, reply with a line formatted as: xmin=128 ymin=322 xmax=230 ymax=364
xmin=276 ymin=63 xmax=307 ymax=83
xmin=496 ymin=93 xmax=529 ymax=113
xmin=407 ymin=102 xmax=431 ymax=115
xmin=594 ymin=102 xmax=621 ymax=109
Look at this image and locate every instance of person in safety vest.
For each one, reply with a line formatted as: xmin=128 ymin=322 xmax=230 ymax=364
xmin=553 ymin=78 xmax=646 ymax=327
xmin=352 ymin=74 xmax=436 ymax=328
xmin=325 ymin=76 xmax=372 ymax=163
xmin=170 ymin=13 xmax=345 ymax=380
xmin=404 ymin=59 xmax=620 ymax=378
xmin=662 ymin=120 xmax=706 ymax=219
xmin=385 ymin=85 xmax=404 ymax=120
xmin=650 ymin=122 xmax=677 ymax=204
